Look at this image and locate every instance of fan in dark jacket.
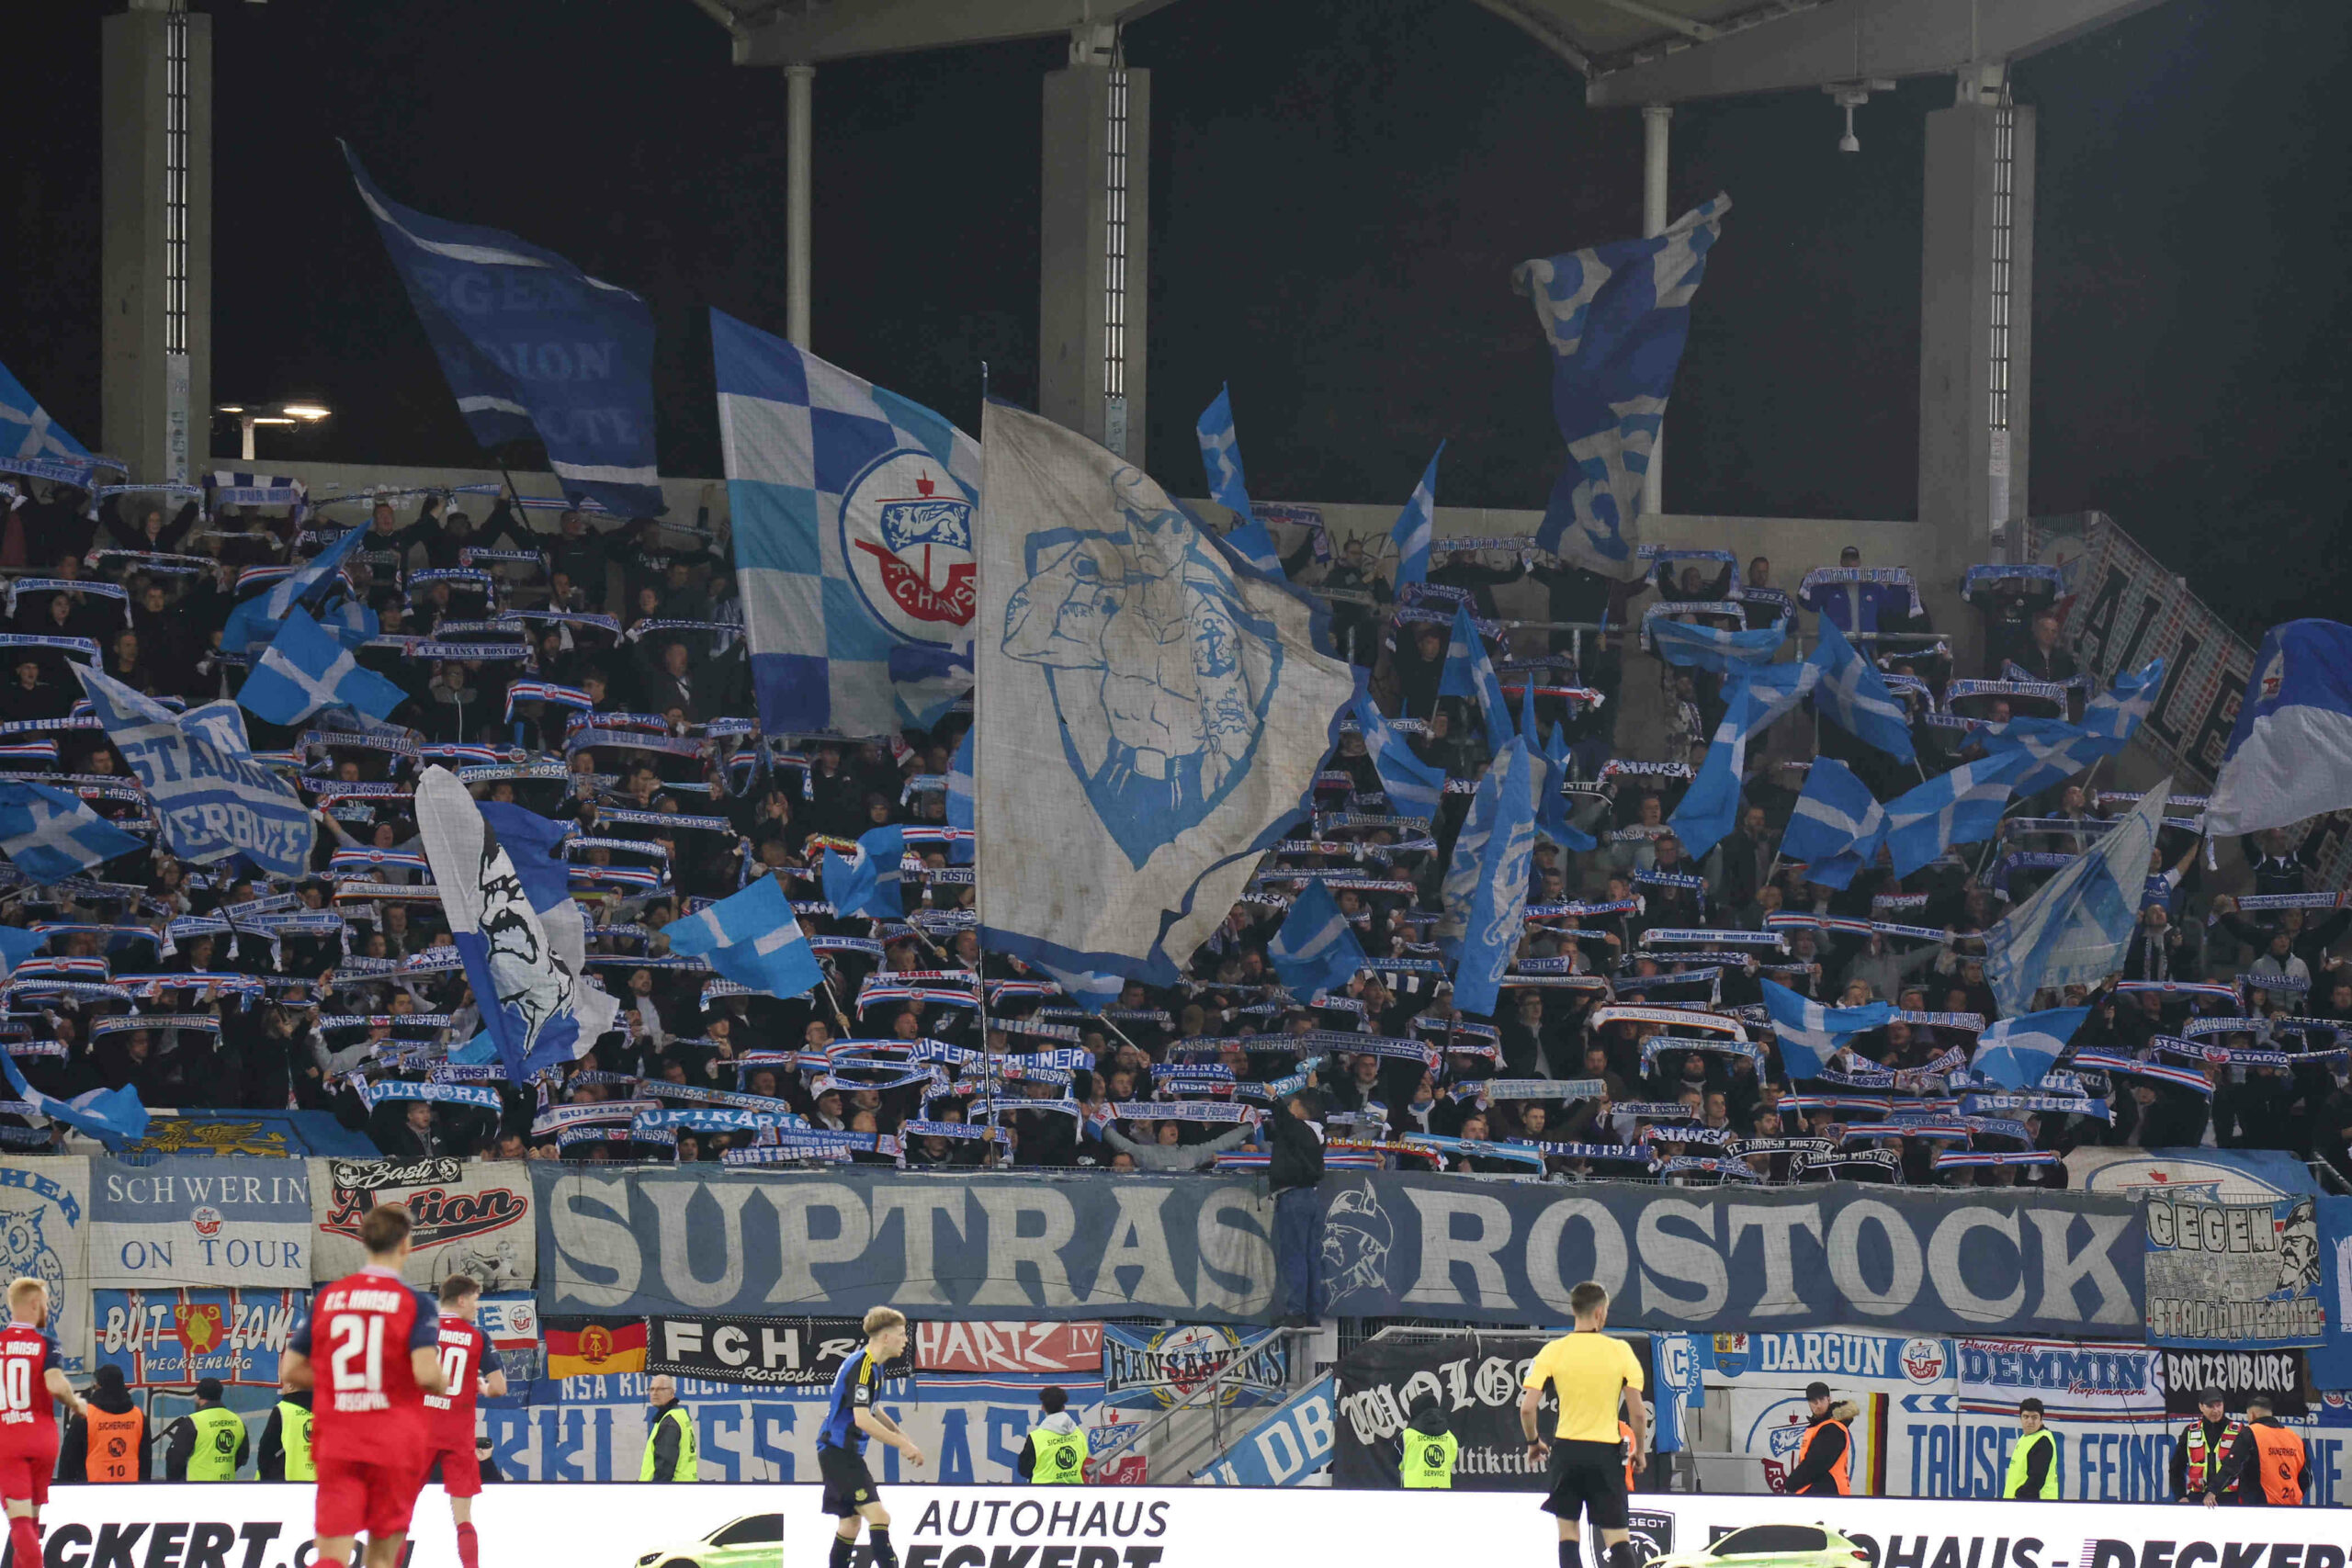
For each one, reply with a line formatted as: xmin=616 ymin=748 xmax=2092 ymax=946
xmin=1263 ymin=1087 xmax=1328 ymax=1326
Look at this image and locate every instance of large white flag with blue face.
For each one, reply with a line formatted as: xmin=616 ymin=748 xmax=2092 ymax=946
xmin=237 ymin=606 xmax=410 ymax=726
xmin=415 ymin=766 xmax=617 ymax=1082
xmin=1807 ymin=618 xmax=1916 ymax=761
xmin=1882 ymin=749 xmax=2030 ymax=878
xmin=1267 ymin=878 xmax=1368 ymax=1001
xmin=75 ymin=666 xmax=314 ymax=879
xmin=1983 ymin=777 xmax=2172 ymax=1017
xmin=663 ymin=874 xmax=824 ymax=999
xmin=1451 ymin=737 xmax=1539 ymax=1019
xmin=344 ymin=144 xmax=662 ymax=517
xmin=1512 ymin=195 xmax=1729 ymax=580
xmin=1758 ymin=976 xmax=1892 ymax=1078
xmin=0 ymin=358 xmax=96 ymax=484
xmin=974 ymin=400 xmax=1355 ymax=983
xmin=713 ymin=309 xmax=980 ymax=739
xmin=0 ymin=782 xmax=144 ymax=883
xmin=1779 ymin=756 xmax=1885 ymax=889
xmin=2209 ymin=622 xmax=2352 ymax=835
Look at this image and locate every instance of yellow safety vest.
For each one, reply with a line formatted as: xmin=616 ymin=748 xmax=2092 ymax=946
xmin=1400 ymin=1429 xmax=1458 ymax=1489
xmin=186 ymin=1406 xmax=243 ymax=1481
xmin=2006 ymin=1428 xmax=2057 ymax=1499
xmin=277 ymin=1401 xmax=315 ymax=1482
xmin=640 ymin=1404 xmax=698 ymax=1482
xmin=1030 ymin=1425 xmax=1088 ymax=1483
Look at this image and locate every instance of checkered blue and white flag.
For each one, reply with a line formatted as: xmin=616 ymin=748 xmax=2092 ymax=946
xmin=0 ymin=781 xmax=145 ymax=883
xmin=713 ymin=308 xmax=979 ymax=738
xmin=238 ymin=606 xmax=410 ymax=726
xmin=663 ymin=874 xmax=823 ymax=999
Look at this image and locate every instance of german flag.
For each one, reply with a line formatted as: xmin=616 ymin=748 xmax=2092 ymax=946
xmin=544 ymin=1317 xmax=648 ymax=1378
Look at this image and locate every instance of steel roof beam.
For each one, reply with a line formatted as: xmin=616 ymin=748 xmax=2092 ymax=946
xmin=727 ymin=0 xmax=1184 ymax=66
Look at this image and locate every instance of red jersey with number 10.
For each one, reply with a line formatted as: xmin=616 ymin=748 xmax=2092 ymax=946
xmin=0 ymin=1323 xmax=59 ymax=1451
xmin=289 ymin=1269 xmax=441 ymax=1466
xmin=422 ymin=1318 xmax=490 ymax=1449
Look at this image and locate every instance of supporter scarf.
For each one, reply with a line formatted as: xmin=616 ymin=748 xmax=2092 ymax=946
xmin=1797 ymin=567 xmax=1922 ymax=616
xmin=1950 ymin=677 xmax=2069 ymax=705
xmin=1935 ymin=1149 xmax=2061 ymax=1169
xmin=2153 ymin=1036 xmax=2349 ymax=1069
xmin=728 ymin=1134 xmax=898 ymax=1164
xmin=1111 ymin=1100 xmax=1256 ymax=1124
xmin=633 ymin=1107 xmax=802 ymax=1134
xmin=1658 ymin=1155 xmax=1759 ymax=1180
xmin=1726 ymin=1135 xmax=1838 ymax=1156
xmin=1796 ymin=1147 xmax=1902 ymax=1176
xmin=2237 ymin=971 xmax=2311 ymax=994
xmin=1296 ymin=1032 xmax=1436 ymax=1066
xmin=1611 ymin=1100 xmax=1699 ymax=1120
xmin=1402 ymin=1133 xmax=1544 ymax=1169
xmin=2112 ymin=979 xmax=2241 ymax=1003
xmin=357 ymin=1079 xmax=501 ymax=1112
xmin=639 ymin=1082 xmax=803 ymax=1116
xmin=1630 ymin=868 xmax=1707 ymax=896
xmin=88 ymin=1014 xmax=219 ymax=1035
xmin=531 ymin=1100 xmax=660 ymax=1135
xmin=2068 ymin=1050 xmax=2214 ymax=1095
xmin=1767 ymin=913 xmax=1951 ymax=944
xmin=1641 ymin=1122 xmax=1732 ymax=1148
xmin=1891 ymin=1010 xmax=1988 ymax=1032
xmin=1467 ymin=1077 xmax=1605 ymax=1102
xmin=1777 ymin=1094 xmax=1893 ymax=1114
xmin=898 ymin=1120 xmax=1001 ymax=1144
xmin=621 ymin=617 xmax=735 ymax=643
xmin=83 ymin=551 xmax=209 ymax=577
xmin=1235 ymin=1072 xmax=1309 ymax=1103
xmin=1514 ymin=1140 xmax=1655 ymax=1164
xmin=317 ymin=1013 xmax=455 ymax=1032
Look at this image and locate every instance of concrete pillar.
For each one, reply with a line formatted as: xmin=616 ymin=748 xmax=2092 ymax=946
xmin=1039 ymin=27 xmax=1148 ymax=466
xmin=102 ymin=0 xmax=210 ymax=482
xmin=786 ymin=63 xmax=814 ymax=347
xmin=1918 ymin=87 xmax=2034 ymax=571
xmin=1640 ymin=105 xmax=1671 ymax=516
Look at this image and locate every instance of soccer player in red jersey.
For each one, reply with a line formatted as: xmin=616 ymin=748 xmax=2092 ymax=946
xmin=420 ymin=1274 xmax=507 ymax=1568
xmin=281 ymin=1206 xmax=450 ymax=1568
xmin=0 ymin=1278 xmax=85 ymax=1568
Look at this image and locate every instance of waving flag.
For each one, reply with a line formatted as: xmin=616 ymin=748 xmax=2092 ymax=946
xmin=344 ymin=144 xmax=662 ymax=517
xmin=1389 ymin=445 xmax=1443 ymax=588
xmin=220 ymin=523 xmax=373 ymax=657
xmin=973 ymin=400 xmax=1354 ymax=984
xmin=415 ymin=766 xmax=616 ymax=1082
xmin=1438 ymin=600 xmax=1512 ymax=754
xmin=238 ymin=606 xmax=410 ymax=726
xmin=1355 ymin=690 xmax=1445 ymax=824
xmin=1883 ymin=750 xmax=2030 ymax=878
xmin=0 ymin=1049 xmax=146 ymax=1145
xmin=664 ymin=875 xmax=824 ymax=999
xmin=2210 ymin=623 xmax=2352 ymax=834
xmin=76 ymin=667 xmax=313 ymax=878
xmin=945 ymin=729 xmax=976 ymax=864
xmin=1267 ymin=879 xmax=1369 ymax=1001
xmin=1451 ymin=737 xmax=1540 ymax=1018
xmin=1649 ymin=618 xmax=1783 ymax=672
xmin=713 ymin=309 xmax=978 ymax=738
xmin=1780 ymin=757 xmax=1885 ymax=889
xmin=1970 ymin=1007 xmax=2092 ymax=1089
xmin=1760 ymin=976 xmax=1892 ymax=1078
xmin=1668 ymin=670 xmax=1751 ymax=859
xmin=822 ymin=824 xmax=906 ymax=919
xmin=1808 ymin=619 xmax=1916 ymax=761
xmin=1512 ymin=195 xmax=1729 ymax=579
xmin=1982 ymin=658 xmax=2165 ymax=796
xmin=0 ymin=782 xmax=144 ymax=882
xmin=1983 ymin=777 xmax=2172 ymax=1017
xmin=1195 ymin=386 xmax=1254 ymax=524
xmin=0 ymin=358 xmax=96 ymax=481
xmin=1536 ymin=708 xmax=1595 ymax=852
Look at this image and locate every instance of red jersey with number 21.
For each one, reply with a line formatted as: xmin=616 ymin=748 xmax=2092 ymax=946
xmin=0 ymin=1323 xmax=59 ymax=1452
xmin=291 ymin=1268 xmax=441 ymax=1466
xmin=421 ymin=1318 xmax=489 ymax=1449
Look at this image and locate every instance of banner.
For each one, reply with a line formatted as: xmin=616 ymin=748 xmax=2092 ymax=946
xmin=916 ymin=1320 xmax=1103 ymax=1375
xmin=533 ymin=1168 xmax=1273 ymax=1321
xmin=1101 ymin=1324 xmax=1287 ymax=1412
xmin=0 ymin=1157 xmax=90 ymax=1373
xmin=88 ymin=1156 xmax=311 ymax=1288
xmin=112 ymin=1111 xmax=379 ymax=1158
xmin=91 ymin=1285 xmax=305 ymax=1388
xmin=1198 ymin=1374 xmax=1337 ymax=1487
xmin=310 ymin=1156 xmax=534 ymax=1293
xmin=2142 ymin=1191 xmax=2324 ymax=1348
xmin=646 ymin=1314 xmax=867 ymax=1389
xmin=2064 ymin=1146 xmax=2321 ymax=1201
xmin=479 ymin=1291 xmax=542 ymax=1382
xmin=1332 ymin=1332 xmax=1553 ymax=1490
xmin=2155 ymin=1348 xmax=2307 ymax=1416
xmin=1311 ymin=1174 xmax=2144 ymax=1337
xmin=1956 ymin=1338 xmax=2165 ymax=1421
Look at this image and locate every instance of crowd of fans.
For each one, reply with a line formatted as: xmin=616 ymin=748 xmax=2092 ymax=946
xmin=0 ymin=472 xmax=2346 ymax=1190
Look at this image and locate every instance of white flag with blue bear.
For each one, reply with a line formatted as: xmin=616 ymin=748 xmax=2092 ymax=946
xmin=1512 ymin=195 xmax=1729 ymax=580
xmin=713 ymin=308 xmax=980 ymax=739
xmin=974 ymin=400 xmax=1354 ymax=983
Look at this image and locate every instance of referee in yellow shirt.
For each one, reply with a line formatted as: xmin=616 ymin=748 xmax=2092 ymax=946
xmin=1521 ymin=1281 xmax=1648 ymax=1568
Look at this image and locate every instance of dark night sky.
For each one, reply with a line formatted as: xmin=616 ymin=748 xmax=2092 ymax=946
xmin=7 ymin=0 xmax=2349 ymax=633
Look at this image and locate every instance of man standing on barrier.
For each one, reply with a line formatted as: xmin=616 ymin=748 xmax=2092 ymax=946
xmin=2006 ymin=1399 xmax=2057 ymax=1499
xmin=818 ymin=1307 xmax=925 ymax=1568
xmin=1521 ymin=1281 xmax=1647 ymax=1568
xmin=2172 ymin=1389 xmax=2254 ymax=1506
xmin=1265 ymin=1085 xmax=1327 ymax=1327
xmin=2244 ymin=1394 xmax=2309 ymax=1506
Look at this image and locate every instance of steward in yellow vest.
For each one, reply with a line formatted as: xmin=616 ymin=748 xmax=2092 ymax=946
xmin=164 ymin=1379 xmax=247 ymax=1481
xmin=641 ymin=1376 xmax=698 ymax=1482
xmin=1399 ymin=1399 xmax=1457 ymax=1489
xmin=1020 ymin=1385 xmax=1091 ymax=1483
xmin=2006 ymin=1400 xmax=2058 ymax=1499
xmin=261 ymin=1390 xmax=314 ymax=1481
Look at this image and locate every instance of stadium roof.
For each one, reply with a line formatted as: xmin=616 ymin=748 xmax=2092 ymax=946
xmin=685 ymin=0 xmax=2170 ymax=105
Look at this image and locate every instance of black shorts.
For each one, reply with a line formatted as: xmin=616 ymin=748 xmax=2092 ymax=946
xmin=1543 ymin=1440 xmax=1628 ymax=1529
xmin=818 ymin=1443 xmax=880 ymax=1517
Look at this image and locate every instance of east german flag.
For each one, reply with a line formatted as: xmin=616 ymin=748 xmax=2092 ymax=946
xmin=544 ymin=1317 xmax=648 ymax=1378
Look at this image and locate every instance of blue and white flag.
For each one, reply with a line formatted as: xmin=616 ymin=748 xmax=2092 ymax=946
xmin=944 ymin=729 xmax=976 ymax=864
xmin=1983 ymin=777 xmax=2172 ymax=1017
xmin=712 ymin=308 xmax=980 ymax=738
xmin=821 ymin=823 xmax=906 ymax=919
xmin=1267 ymin=878 xmax=1368 ymax=1001
xmin=889 ymin=645 xmax=973 ymax=732
xmin=414 ymin=766 xmax=617 ymax=1083
xmin=74 ymin=666 xmax=313 ymax=878
xmin=664 ymin=875 xmax=824 ymax=999
xmin=1779 ymin=756 xmax=1885 ymax=890
xmin=1450 ymin=737 xmax=1540 ymax=1018
xmin=1389 ymin=445 xmax=1443 ymax=588
xmin=973 ymin=400 xmax=1354 ymax=983
xmin=1970 ymin=1007 xmax=2092 ymax=1090
xmin=1759 ymin=976 xmax=1892 ymax=1078
xmin=344 ymin=144 xmax=662 ymax=517
xmin=1668 ymin=671 xmax=1751 ymax=859
xmin=1194 ymin=390 xmax=1283 ymax=579
xmin=1648 ymin=617 xmax=1783 ymax=673
xmin=0 ymin=1048 xmax=146 ymax=1146
xmin=2081 ymin=657 xmax=2165 ymax=741
xmin=1882 ymin=750 xmax=2030 ymax=878
xmin=0 ymin=358 xmax=96 ymax=482
xmin=1354 ymin=690 xmax=1445 ymax=823
xmin=1981 ymin=658 xmax=2164 ymax=796
xmin=1535 ymin=706 xmax=1596 ymax=852
xmin=0 ymin=928 xmax=40 ymax=980
xmin=1438 ymin=599 xmax=1512 ymax=754
xmin=1808 ymin=618 xmax=1916 ymax=761
xmin=237 ymin=606 xmax=410 ymax=726
xmin=1511 ymin=195 xmax=1729 ymax=580
xmin=0 ymin=782 xmax=144 ymax=883
xmin=2210 ymin=623 xmax=2352 ymax=834
xmin=477 ymin=798 xmax=594 ymax=984
xmin=220 ymin=522 xmax=372 ymax=657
